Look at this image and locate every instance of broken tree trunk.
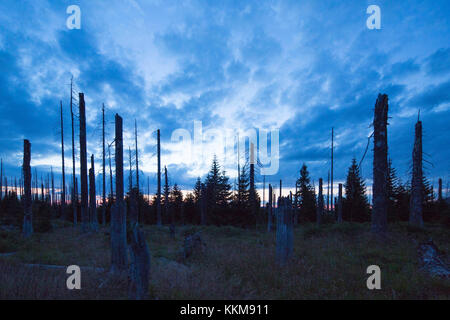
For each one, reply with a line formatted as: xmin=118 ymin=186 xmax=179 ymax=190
xmin=89 ymin=155 xmax=98 ymax=231
xmin=418 ymin=239 xmax=450 ymax=278
xmin=70 ymin=78 xmax=77 ymax=225
xmin=249 ymin=142 xmax=256 ymax=221
xmin=79 ymin=93 xmax=89 ymax=232
xmin=102 ymin=104 xmax=106 ymax=226
xmin=128 ymin=186 xmax=151 ymax=299
xmin=111 ymin=114 xmax=128 ymax=273
xmin=0 ymin=159 xmax=3 ymax=200
xmin=156 ymin=129 xmax=162 ymax=226
xmin=267 ymin=184 xmax=273 ymax=232
xmin=337 ymin=183 xmax=343 ymax=223
xmin=60 ymin=101 xmax=66 ymax=218
xmin=22 ymin=140 xmax=33 ymax=238
xmin=372 ymin=93 xmax=389 ymax=233
xmin=410 ymin=119 xmax=424 ymax=227
xmin=128 ymin=225 xmax=151 ymax=300
xmin=276 ymin=197 xmax=293 ymax=265
xmin=316 ymin=178 xmax=324 ymax=226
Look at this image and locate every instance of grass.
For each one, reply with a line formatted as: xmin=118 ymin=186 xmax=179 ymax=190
xmin=0 ymin=222 xmax=449 ymax=299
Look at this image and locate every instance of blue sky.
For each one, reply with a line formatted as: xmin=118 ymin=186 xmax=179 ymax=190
xmin=0 ymin=0 xmax=449 ymax=198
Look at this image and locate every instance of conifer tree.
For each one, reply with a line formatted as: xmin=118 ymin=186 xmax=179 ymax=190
xmin=295 ymin=164 xmax=316 ymax=222
xmin=343 ymin=158 xmax=370 ymax=222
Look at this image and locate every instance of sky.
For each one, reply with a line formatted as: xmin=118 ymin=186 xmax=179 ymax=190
xmin=0 ymin=0 xmax=449 ymax=199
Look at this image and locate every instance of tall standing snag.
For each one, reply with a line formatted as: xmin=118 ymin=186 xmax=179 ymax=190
xmin=267 ymin=184 xmax=273 ymax=232
xmin=372 ymin=94 xmax=389 ymax=233
xmin=111 ymin=114 xmax=128 ymax=273
xmin=79 ymin=93 xmax=89 ymax=232
xmin=70 ymin=77 xmax=77 ymax=225
xmin=22 ymin=140 xmax=33 ymax=238
xmin=156 ymin=129 xmax=162 ymax=226
xmin=316 ymin=178 xmax=324 ymax=225
xmin=276 ymin=197 xmax=293 ymax=265
xmin=89 ymin=154 xmax=98 ymax=231
xmin=60 ymin=101 xmax=66 ymax=218
xmin=0 ymin=159 xmax=3 ymax=200
xmin=102 ymin=104 xmax=106 ymax=226
xmin=410 ymin=119 xmax=424 ymax=227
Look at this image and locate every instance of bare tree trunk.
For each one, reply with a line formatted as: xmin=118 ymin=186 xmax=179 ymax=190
xmin=60 ymin=101 xmax=66 ymax=218
xmin=249 ymin=142 xmax=256 ymax=222
xmin=22 ymin=140 xmax=33 ymax=238
xmin=372 ymin=94 xmax=389 ymax=233
xmin=268 ymin=183 xmax=273 ymax=232
xmin=276 ymin=197 xmax=293 ymax=265
xmin=438 ymin=178 xmax=443 ymax=202
xmin=134 ymin=119 xmax=140 ymax=224
xmin=129 ymin=146 xmax=133 ymax=192
xmin=111 ymin=114 xmax=128 ymax=273
xmin=102 ymin=104 xmax=106 ymax=226
xmin=156 ymin=129 xmax=162 ymax=226
xmin=317 ymin=178 xmax=324 ymax=226
xmin=135 ymin=120 xmax=139 ymax=194
xmin=410 ymin=119 xmax=423 ymax=227
xmin=51 ymin=167 xmax=55 ymax=207
xmin=327 ymin=171 xmax=330 ymax=211
xmin=331 ymin=127 xmax=334 ymax=215
xmin=89 ymin=154 xmax=98 ymax=231
xmin=128 ymin=188 xmax=150 ymax=301
xmin=0 ymin=158 xmax=2 ymax=200
xmin=70 ymin=78 xmax=77 ymax=225
xmin=79 ymin=93 xmax=89 ymax=232
xmin=108 ymin=146 xmax=113 ymax=202
xmin=337 ymin=183 xmax=343 ymax=223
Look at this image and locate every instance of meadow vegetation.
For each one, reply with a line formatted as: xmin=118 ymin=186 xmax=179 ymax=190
xmin=0 ymin=222 xmax=448 ymax=299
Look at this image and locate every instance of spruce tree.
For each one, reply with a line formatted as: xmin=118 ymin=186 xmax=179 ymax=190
xmin=343 ymin=158 xmax=370 ymax=222
xmin=295 ymin=164 xmax=317 ymax=222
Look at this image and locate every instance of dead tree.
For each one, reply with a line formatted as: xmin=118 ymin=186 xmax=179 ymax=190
xmin=127 ymin=169 xmax=150 ymax=299
xmin=89 ymin=155 xmax=98 ymax=231
xmin=317 ymin=178 xmax=324 ymax=225
xmin=111 ymin=114 xmax=128 ymax=273
xmin=438 ymin=178 xmax=443 ymax=202
xmin=372 ymin=94 xmax=389 ymax=233
xmin=0 ymin=158 xmax=3 ymax=200
xmin=102 ymin=104 xmax=106 ymax=226
xmin=135 ymin=120 xmax=140 ymax=194
xmin=128 ymin=221 xmax=151 ymax=300
xmin=327 ymin=171 xmax=330 ymax=211
xmin=70 ymin=77 xmax=77 ymax=225
xmin=22 ymin=140 xmax=33 ymax=238
xmin=267 ymin=183 xmax=273 ymax=232
xmin=128 ymin=146 xmax=133 ymax=192
xmin=79 ymin=93 xmax=89 ymax=232
xmin=60 ymin=101 xmax=67 ymax=218
xmin=51 ymin=167 xmax=55 ymax=206
xmin=331 ymin=127 xmax=334 ymax=214
xmin=410 ymin=118 xmax=424 ymax=227
xmin=108 ymin=145 xmax=113 ymax=201
xmin=249 ymin=142 xmax=256 ymax=220
xmin=337 ymin=183 xmax=343 ymax=223
xmin=276 ymin=197 xmax=293 ymax=265
xmin=156 ymin=129 xmax=162 ymax=226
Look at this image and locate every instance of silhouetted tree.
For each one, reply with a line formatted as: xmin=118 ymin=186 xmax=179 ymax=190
xmin=343 ymin=158 xmax=370 ymax=222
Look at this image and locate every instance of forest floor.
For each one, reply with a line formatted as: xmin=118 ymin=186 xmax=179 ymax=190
xmin=0 ymin=221 xmax=449 ymax=299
